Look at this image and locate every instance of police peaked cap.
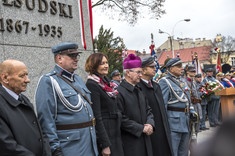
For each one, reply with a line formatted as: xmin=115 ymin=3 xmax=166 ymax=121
xmin=186 ymin=65 xmax=196 ymax=72
xmin=52 ymin=42 xmax=82 ymax=55
xmin=141 ymin=56 xmax=156 ymax=68
xmin=111 ymin=70 xmax=120 ymax=77
xmin=165 ymin=57 xmax=182 ymax=68
xmin=195 ymin=74 xmax=202 ymax=78
xmin=206 ymin=68 xmax=214 ymax=72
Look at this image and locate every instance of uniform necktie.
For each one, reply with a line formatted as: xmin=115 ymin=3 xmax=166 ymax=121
xmin=148 ymin=81 xmax=152 ymax=87
xmin=18 ymin=94 xmax=23 ymax=102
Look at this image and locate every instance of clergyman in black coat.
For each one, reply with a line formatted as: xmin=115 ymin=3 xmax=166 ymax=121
xmin=117 ymin=54 xmax=155 ymax=156
xmin=139 ymin=56 xmax=173 ymax=156
xmin=0 ymin=59 xmax=50 ymax=156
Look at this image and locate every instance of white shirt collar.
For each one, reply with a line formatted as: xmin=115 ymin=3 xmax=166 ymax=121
xmin=2 ymin=85 xmax=19 ymax=100
xmin=141 ymin=78 xmax=149 ymax=84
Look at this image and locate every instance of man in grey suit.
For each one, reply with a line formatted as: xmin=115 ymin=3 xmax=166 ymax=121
xmin=158 ymin=57 xmax=191 ymax=156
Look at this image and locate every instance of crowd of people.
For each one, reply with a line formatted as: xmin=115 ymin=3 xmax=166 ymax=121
xmin=0 ymin=41 xmax=234 ymax=156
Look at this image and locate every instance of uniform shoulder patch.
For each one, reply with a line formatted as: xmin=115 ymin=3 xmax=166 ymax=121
xmin=45 ymin=71 xmax=57 ymax=76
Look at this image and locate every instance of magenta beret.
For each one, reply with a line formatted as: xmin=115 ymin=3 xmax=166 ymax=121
xmin=123 ymin=54 xmax=142 ymax=69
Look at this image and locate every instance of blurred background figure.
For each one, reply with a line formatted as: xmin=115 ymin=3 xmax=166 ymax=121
xmin=202 ymin=68 xmax=220 ymax=128
xmin=85 ymin=53 xmax=124 ymax=156
xmin=192 ymin=116 xmax=235 ymax=156
xmin=184 ymin=65 xmax=202 ymax=133
xmin=216 ymin=72 xmax=225 ymax=123
xmin=231 ymin=71 xmax=235 ymax=85
xmin=222 ymin=72 xmax=234 ymax=88
xmin=195 ymin=74 xmax=209 ymax=131
xmin=110 ymin=69 xmax=122 ymax=88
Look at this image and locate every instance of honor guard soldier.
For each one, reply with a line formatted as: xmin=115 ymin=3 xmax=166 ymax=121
xmin=158 ymin=57 xmax=193 ymax=156
xmin=203 ymin=68 xmax=220 ymax=127
xmin=184 ymin=65 xmax=202 ymax=133
xmin=195 ymin=74 xmax=209 ymax=131
xmin=35 ymin=42 xmax=98 ymax=156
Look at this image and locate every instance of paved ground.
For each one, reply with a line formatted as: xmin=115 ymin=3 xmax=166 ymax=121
xmin=197 ymin=121 xmax=218 ymax=143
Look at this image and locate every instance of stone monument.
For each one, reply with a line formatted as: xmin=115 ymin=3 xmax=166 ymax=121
xmin=0 ymin=0 xmax=93 ymax=101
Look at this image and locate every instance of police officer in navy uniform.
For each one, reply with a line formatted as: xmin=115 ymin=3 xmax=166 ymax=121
xmin=35 ymin=42 xmax=98 ymax=156
xmin=202 ymin=68 xmax=220 ymax=127
xmin=158 ymin=57 xmax=191 ymax=156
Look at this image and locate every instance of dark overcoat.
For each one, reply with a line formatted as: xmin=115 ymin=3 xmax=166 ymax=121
xmin=0 ymin=84 xmax=50 ymax=156
xmin=138 ymin=79 xmax=173 ymax=156
xmin=117 ymin=80 xmax=154 ymax=156
xmin=86 ymin=77 xmax=124 ymax=156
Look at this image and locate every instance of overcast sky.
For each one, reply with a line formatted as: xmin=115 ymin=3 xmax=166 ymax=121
xmin=92 ymin=0 xmax=235 ymax=53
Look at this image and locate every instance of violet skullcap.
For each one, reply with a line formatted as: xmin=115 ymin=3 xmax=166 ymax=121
xmin=123 ymin=54 xmax=142 ymax=69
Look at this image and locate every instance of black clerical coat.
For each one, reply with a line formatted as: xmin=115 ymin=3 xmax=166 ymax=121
xmin=117 ymin=80 xmax=154 ymax=156
xmin=139 ymin=79 xmax=173 ymax=156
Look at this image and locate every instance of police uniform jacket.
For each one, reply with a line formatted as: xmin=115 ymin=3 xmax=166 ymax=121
xmin=86 ymin=75 xmax=124 ymax=156
xmin=158 ymin=73 xmax=190 ymax=133
xmin=195 ymin=81 xmax=203 ymax=100
xmin=185 ymin=78 xmax=200 ymax=99
xmin=0 ymin=84 xmax=51 ymax=156
xmin=139 ymin=79 xmax=173 ymax=156
xmin=117 ymin=80 xmax=154 ymax=156
xmin=195 ymin=81 xmax=207 ymax=106
xmin=35 ymin=65 xmax=98 ymax=156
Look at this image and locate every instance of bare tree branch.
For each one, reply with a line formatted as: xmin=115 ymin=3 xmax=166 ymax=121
xmin=92 ymin=0 xmax=166 ymax=25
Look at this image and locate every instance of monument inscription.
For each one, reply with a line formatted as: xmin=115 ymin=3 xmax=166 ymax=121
xmin=0 ymin=0 xmax=77 ymax=38
xmin=0 ymin=0 xmax=93 ymax=102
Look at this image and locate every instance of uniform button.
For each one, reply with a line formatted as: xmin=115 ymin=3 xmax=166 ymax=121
xmin=67 ymin=137 xmax=70 ymax=140
xmin=89 ymin=115 xmax=92 ymax=117
xmin=90 ymin=127 xmax=93 ymax=130
xmin=32 ymin=121 xmax=36 ymax=125
xmin=69 ymin=92 xmax=72 ymax=95
xmin=39 ymin=139 xmax=42 ymax=142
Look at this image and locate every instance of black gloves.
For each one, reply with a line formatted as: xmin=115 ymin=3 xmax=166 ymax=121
xmin=52 ymin=147 xmax=64 ymax=156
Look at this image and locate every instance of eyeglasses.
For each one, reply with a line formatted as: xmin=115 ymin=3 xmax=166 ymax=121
xmin=66 ymin=53 xmax=80 ymax=59
xmin=129 ymin=69 xmax=143 ymax=74
xmin=148 ymin=66 xmax=156 ymax=69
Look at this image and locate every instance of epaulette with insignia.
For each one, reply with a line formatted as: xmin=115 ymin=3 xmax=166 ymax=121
xmin=45 ymin=71 xmax=57 ymax=76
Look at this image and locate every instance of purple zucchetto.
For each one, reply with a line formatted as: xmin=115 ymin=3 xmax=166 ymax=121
xmin=123 ymin=54 xmax=142 ymax=69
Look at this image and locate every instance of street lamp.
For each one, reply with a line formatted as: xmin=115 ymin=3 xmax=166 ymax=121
xmin=159 ymin=19 xmax=191 ymax=58
xmin=159 ymin=29 xmax=173 ymax=52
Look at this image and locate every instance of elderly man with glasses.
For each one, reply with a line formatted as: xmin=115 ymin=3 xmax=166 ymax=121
xmin=35 ymin=42 xmax=98 ymax=156
xmin=117 ymin=54 xmax=155 ymax=156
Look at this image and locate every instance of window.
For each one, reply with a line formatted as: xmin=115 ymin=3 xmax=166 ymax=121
xmin=231 ymin=57 xmax=235 ymax=66
xmin=191 ymin=42 xmax=195 ymax=48
xmin=180 ymin=44 xmax=184 ymax=49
